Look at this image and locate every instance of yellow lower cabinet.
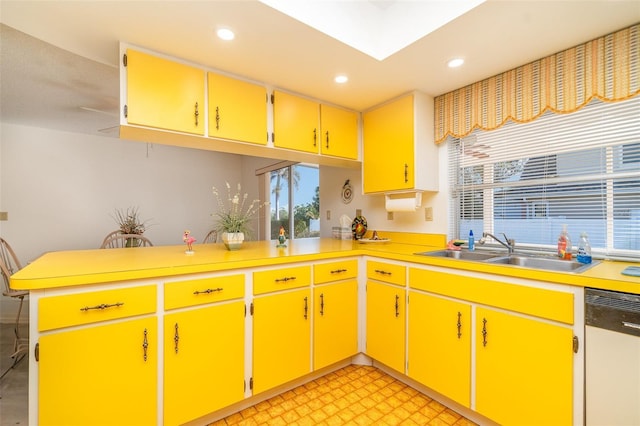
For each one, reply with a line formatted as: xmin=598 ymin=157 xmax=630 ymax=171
xmin=475 ymin=307 xmax=573 ymax=425
xmin=408 ymin=291 xmax=471 ymax=407
xmin=366 ymin=281 xmax=406 ymax=372
xmin=313 ymin=280 xmax=358 ymax=370
xmin=38 ymin=317 xmax=157 ymax=426
xmin=253 ymin=288 xmax=311 ymax=394
xmin=163 ymin=301 xmax=245 ymax=426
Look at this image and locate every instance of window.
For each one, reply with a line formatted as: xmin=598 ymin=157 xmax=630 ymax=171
xmin=269 ymin=164 xmax=319 ymax=240
xmin=449 ymin=96 xmax=640 ymax=259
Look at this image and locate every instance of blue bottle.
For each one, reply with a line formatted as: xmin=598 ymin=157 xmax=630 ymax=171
xmin=468 ymin=230 xmax=475 ymax=251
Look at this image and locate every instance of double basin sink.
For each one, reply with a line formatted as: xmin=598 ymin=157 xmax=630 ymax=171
xmin=416 ymin=249 xmax=598 ymax=273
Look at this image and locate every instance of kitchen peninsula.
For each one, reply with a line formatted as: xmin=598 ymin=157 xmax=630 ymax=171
xmin=11 ymin=235 xmax=640 ymax=425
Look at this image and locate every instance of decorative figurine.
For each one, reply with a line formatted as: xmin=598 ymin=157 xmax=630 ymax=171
xmin=277 ymin=225 xmax=287 ymax=248
xmin=183 ymin=230 xmax=196 ymax=254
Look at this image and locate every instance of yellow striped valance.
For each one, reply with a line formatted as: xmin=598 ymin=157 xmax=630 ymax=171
xmin=434 ymin=24 xmax=640 ymax=144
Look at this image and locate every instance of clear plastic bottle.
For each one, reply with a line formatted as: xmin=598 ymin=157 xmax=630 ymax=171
xmin=577 ymin=232 xmax=592 ymax=264
xmin=557 ymin=224 xmax=572 ymax=260
xmin=468 ymin=230 xmax=475 ymax=251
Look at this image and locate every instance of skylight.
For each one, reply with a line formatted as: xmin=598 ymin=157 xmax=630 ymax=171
xmin=259 ymin=0 xmax=485 ymax=61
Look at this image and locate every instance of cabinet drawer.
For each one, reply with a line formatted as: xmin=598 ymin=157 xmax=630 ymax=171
xmin=39 ymin=285 xmax=156 ymax=331
xmin=366 ymin=261 xmax=406 ymax=286
xmin=165 ymin=274 xmax=244 ymax=310
xmin=409 ymin=268 xmax=573 ymax=324
xmin=254 ymin=265 xmax=311 ymax=295
xmin=315 ymin=260 xmax=358 ymax=284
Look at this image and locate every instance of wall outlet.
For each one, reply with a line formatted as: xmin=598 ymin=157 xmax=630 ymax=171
xmin=326 ymin=210 xmax=331 ymax=220
xmin=356 ymin=209 xmax=362 ymax=217
xmin=424 ymin=207 xmax=433 ymax=221
xmin=387 ymin=211 xmax=394 ymax=220
xmin=0 ymin=212 xmax=7 ymax=221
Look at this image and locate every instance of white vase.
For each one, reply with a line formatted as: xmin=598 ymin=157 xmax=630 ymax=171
xmin=222 ymin=232 xmax=245 ymax=250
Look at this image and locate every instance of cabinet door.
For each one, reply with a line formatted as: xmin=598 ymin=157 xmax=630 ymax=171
xmin=39 ymin=317 xmax=157 ymax=426
xmin=366 ymin=281 xmax=406 ymax=372
xmin=320 ymin=104 xmax=358 ymax=159
xmin=164 ymin=301 xmax=244 ymax=426
xmin=126 ymin=49 xmax=205 ymax=135
xmin=476 ymin=307 xmax=573 ymax=425
xmin=314 ymin=280 xmax=358 ymax=370
xmin=273 ymin=90 xmax=319 ymax=153
xmin=253 ymin=288 xmax=311 ymax=394
xmin=408 ymin=291 xmax=471 ymax=407
xmin=208 ymin=72 xmax=267 ymax=145
xmin=363 ymin=94 xmax=414 ymax=193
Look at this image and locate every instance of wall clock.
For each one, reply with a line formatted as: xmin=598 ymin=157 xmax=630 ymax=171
xmin=341 ymin=179 xmax=353 ymax=204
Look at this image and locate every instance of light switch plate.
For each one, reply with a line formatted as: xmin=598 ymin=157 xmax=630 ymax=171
xmin=387 ymin=211 xmax=394 ymax=220
xmin=0 ymin=212 xmax=7 ymax=221
xmin=356 ymin=209 xmax=362 ymax=217
xmin=424 ymin=207 xmax=433 ymax=221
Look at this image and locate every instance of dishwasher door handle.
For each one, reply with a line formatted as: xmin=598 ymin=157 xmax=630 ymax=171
xmin=622 ymin=321 xmax=640 ymax=330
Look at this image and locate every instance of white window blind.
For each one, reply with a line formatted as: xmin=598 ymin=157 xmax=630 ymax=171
xmin=448 ymin=95 xmax=640 ymax=260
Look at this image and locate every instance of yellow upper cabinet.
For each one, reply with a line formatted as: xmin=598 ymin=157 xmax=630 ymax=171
xmin=125 ymin=49 xmax=205 ymax=135
xmin=272 ymin=90 xmax=320 ymax=154
xmin=362 ymin=92 xmax=438 ymax=193
xmin=319 ymin=104 xmax=358 ymax=159
xmin=208 ymin=72 xmax=267 ymax=145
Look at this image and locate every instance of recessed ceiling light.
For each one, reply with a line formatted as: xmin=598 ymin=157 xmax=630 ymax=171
xmin=447 ymin=58 xmax=464 ymax=68
xmin=217 ymin=28 xmax=235 ymax=41
xmin=335 ymin=75 xmax=348 ymax=84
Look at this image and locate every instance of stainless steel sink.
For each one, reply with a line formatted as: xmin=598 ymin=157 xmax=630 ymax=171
xmin=415 ymin=249 xmax=504 ymax=261
xmin=415 ymin=249 xmax=599 ymax=273
xmin=485 ymin=255 xmax=598 ymax=273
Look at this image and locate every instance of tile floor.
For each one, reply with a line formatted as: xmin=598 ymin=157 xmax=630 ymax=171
xmin=210 ymin=365 xmax=477 ymax=426
xmin=0 ymin=322 xmax=29 ymax=426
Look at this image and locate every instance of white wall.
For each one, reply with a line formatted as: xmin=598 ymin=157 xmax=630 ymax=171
xmin=320 ymin=142 xmax=450 ymax=239
xmin=0 ymin=123 xmax=270 ymax=322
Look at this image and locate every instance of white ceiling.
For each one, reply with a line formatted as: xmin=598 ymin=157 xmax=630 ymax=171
xmin=1 ymin=0 xmax=639 ymax=137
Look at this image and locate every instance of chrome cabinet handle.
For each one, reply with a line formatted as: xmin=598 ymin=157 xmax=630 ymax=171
xmin=330 ymin=269 xmax=347 ymax=274
xmin=320 ymin=293 xmax=324 ymax=316
xmin=313 ymin=128 xmax=317 ymax=147
xmin=457 ymin=311 xmax=462 ymax=339
xmin=215 ymin=106 xmax=220 ymax=130
xmin=404 ymin=163 xmax=409 ymax=183
xmin=275 ymin=276 xmax=296 ymax=283
xmin=325 ymin=131 xmax=330 ymax=149
xmin=194 ymin=102 xmax=199 ymax=126
xmin=374 ymin=269 xmax=392 ymax=276
xmin=80 ymin=302 xmax=124 ymax=311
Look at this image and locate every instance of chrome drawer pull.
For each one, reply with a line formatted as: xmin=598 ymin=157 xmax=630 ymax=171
xmin=375 ymin=269 xmax=392 ymax=275
xmin=330 ymin=269 xmax=347 ymax=274
xmin=275 ymin=276 xmax=296 ymax=283
xmin=80 ymin=302 xmax=124 ymax=311
xmin=193 ymin=287 xmax=223 ymax=295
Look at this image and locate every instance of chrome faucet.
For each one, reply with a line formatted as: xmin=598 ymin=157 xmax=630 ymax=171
xmin=479 ymin=232 xmax=516 ymax=254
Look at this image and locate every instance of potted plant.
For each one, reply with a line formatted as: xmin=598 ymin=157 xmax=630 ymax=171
xmin=212 ymin=182 xmax=263 ymax=250
xmin=112 ymin=207 xmax=151 ymax=247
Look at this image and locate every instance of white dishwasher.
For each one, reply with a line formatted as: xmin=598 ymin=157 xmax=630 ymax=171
xmin=585 ymin=288 xmax=640 ymax=426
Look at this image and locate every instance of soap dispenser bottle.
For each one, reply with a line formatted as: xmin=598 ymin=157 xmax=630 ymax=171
xmin=468 ymin=230 xmax=475 ymax=251
xmin=577 ymin=232 xmax=592 ymax=264
xmin=557 ymin=225 xmax=572 ymax=260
